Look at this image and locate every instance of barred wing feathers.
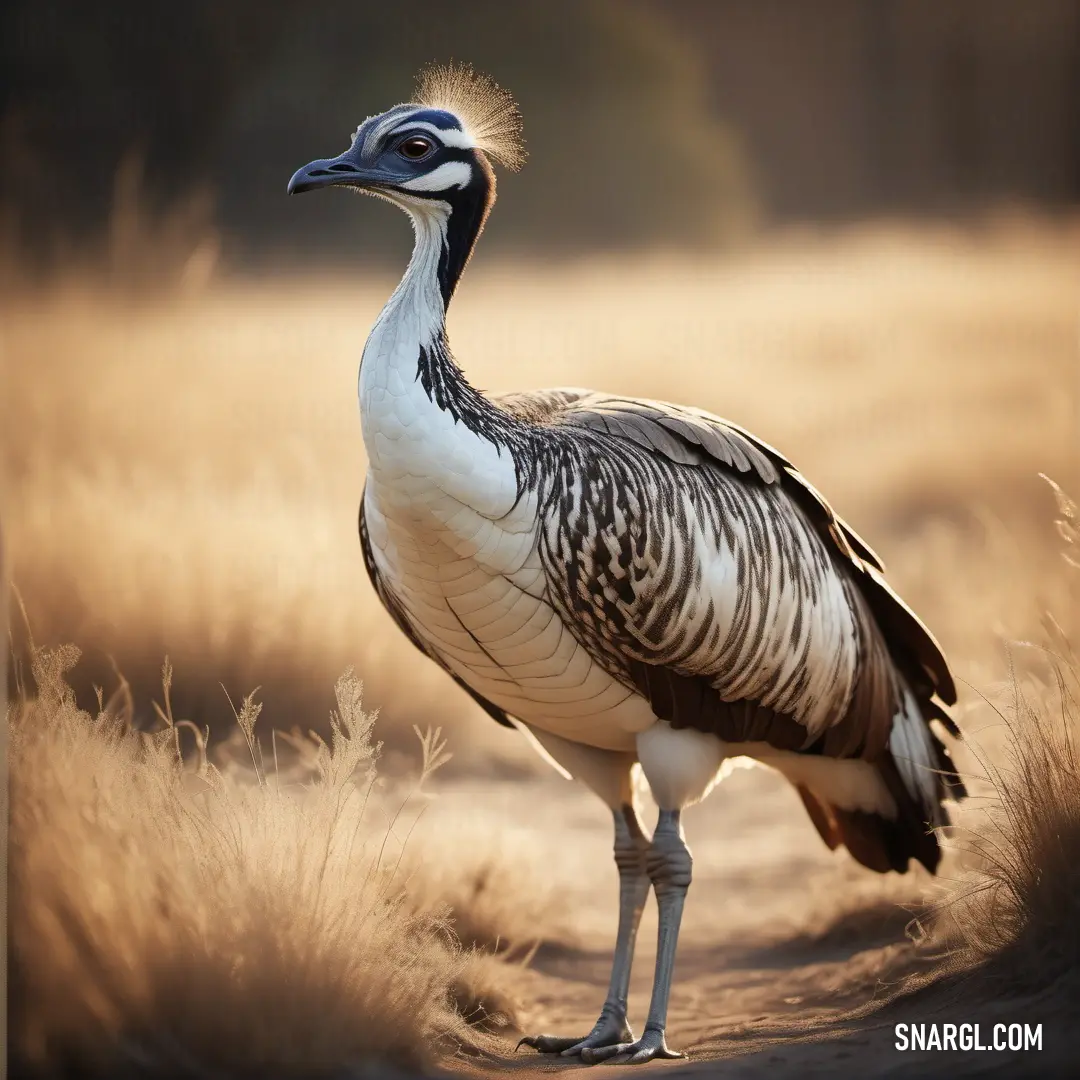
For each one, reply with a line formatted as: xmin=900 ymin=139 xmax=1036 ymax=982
xmin=548 ymin=393 xmax=955 ymax=705
xmin=527 ymin=391 xmax=964 ymax=872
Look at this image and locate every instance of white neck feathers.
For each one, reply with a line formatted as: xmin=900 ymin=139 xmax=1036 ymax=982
xmin=356 ymin=200 xmax=518 ymax=520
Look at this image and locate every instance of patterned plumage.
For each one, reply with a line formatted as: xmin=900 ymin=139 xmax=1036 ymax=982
xmin=289 ymin=68 xmax=965 ymax=1064
xmin=363 ymin=386 xmax=963 ymax=868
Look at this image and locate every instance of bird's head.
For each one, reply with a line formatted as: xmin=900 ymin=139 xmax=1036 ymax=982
xmin=289 ymin=64 xmax=523 ymax=304
xmin=288 ymin=62 xmax=524 ymax=216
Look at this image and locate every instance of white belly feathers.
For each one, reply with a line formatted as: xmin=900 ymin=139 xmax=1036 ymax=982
xmin=363 ymin=475 xmax=655 ymax=752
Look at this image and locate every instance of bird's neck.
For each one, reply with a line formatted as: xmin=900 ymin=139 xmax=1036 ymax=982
xmin=358 ymin=187 xmax=523 ymax=518
xmin=369 ymin=202 xmax=452 ymax=366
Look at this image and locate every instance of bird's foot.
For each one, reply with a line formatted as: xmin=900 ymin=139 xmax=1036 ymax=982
xmin=516 ymin=1006 xmax=634 ymax=1057
xmin=578 ymin=1025 xmax=683 ymax=1065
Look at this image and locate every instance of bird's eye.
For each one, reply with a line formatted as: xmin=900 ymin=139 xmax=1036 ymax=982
xmin=398 ymin=136 xmax=434 ymax=160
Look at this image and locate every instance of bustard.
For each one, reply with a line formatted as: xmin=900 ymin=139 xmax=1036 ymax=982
xmin=288 ymin=64 xmax=965 ymax=1064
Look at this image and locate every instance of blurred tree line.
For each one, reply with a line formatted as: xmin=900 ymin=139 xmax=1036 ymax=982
xmin=0 ymin=0 xmax=754 ymax=276
xmin=664 ymin=0 xmax=1080 ymax=220
xmin=3 ymin=0 xmax=1077 ymax=280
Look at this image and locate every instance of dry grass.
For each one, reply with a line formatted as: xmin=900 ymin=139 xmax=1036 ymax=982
xmin=936 ymin=481 xmax=1080 ymax=1004
xmin=3 ymin=218 xmax=1077 ymax=767
xmin=3 ymin=219 xmax=1080 ymax=1073
xmin=7 ymin=644 xmax=540 ymax=1078
xmin=957 ymin=669 xmax=1080 ymax=996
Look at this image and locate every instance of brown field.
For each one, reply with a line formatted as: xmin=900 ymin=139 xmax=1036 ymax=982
xmin=5 ymin=217 xmax=1080 ymax=1076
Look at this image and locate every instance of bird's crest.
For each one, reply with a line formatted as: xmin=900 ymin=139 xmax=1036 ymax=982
xmin=415 ymin=62 xmax=526 ymax=172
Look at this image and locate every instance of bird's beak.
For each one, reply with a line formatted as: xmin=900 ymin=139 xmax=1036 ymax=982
xmin=287 ymin=145 xmax=378 ymax=195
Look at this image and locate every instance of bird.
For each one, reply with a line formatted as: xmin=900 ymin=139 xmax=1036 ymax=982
xmin=288 ymin=63 xmax=966 ymax=1065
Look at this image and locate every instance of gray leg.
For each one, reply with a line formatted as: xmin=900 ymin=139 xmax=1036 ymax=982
xmin=517 ymin=802 xmax=650 ymax=1055
xmin=580 ymin=809 xmax=689 ymax=1064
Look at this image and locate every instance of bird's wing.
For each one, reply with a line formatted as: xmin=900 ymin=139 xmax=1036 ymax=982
xmin=358 ymin=491 xmax=514 ymax=729
xmin=546 ymin=392 xmax=955 ymax=711
xmin=519 ymin=391 xmax=958 ymax=770
xmin=525 ymin=391 xmax=964 ymax=874
xmin=496 ymin=389 xmax=962 ymax=874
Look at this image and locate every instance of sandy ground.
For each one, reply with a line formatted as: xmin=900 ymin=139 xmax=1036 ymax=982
xmin=419 ymin=767 xmax=1064 ymax=1078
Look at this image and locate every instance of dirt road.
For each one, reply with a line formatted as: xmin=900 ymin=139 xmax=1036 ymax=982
xmin=424 ymin=767 xmax=1061 ymax=1078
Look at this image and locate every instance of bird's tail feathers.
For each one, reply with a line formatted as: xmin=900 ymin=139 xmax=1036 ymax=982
xmin=797 ymin=689 xmax=965 ymax=875
xmin=796 ymin=776 xmax=942 ymax=874
xmin=889 ymin=685 xmax=968 ymax=824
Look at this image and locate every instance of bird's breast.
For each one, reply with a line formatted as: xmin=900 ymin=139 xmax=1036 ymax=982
xmin=359 ymin=328 xmax=519 ymax=519
xmin=363 ymin=480 xmax=654 ymax=751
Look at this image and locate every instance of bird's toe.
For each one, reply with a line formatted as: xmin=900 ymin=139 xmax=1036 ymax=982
xmin=516 ymin=1034 xmax=583 ymax=1053
xmin=518 ymin=1007 xmax=634 ymax=1057
xmin=579 ymin=1042 xmax=632 ymax=1063
xmin=626 ymin=1042 xmax=683 ymax=1064
xmin=580 ymin=1028 xmax=683 ymax=1065
xmin=561 ymin=1018 xmax=635 ymax=1057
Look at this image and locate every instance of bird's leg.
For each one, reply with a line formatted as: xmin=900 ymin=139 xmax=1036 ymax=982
xmin=517 ymin=802 xmax=650 ymax=1055
xmin=580 ymin=809 xmax=688 ymax=1064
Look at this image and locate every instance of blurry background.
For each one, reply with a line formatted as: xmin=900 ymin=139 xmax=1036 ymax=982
xmin=4 ymin=0 xmax=1080 ymax=276
xmin=2 ymin=0 xmax=1078 ymax=770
